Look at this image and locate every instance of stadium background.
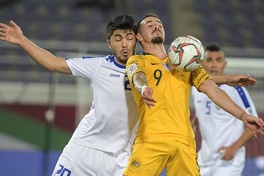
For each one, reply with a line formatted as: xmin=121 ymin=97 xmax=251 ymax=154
xmin=0 ymin=0 xmax=263 ymax=175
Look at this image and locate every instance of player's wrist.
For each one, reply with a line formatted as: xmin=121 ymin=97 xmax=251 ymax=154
xmin=225 ymin=74 xmax=237 ymax=84
xmin=140 ymin=85 xmax=148 ymax=95
xmin=239 ymin=112 xmax=246 ymax=120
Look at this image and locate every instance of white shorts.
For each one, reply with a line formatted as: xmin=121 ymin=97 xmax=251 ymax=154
xmin=51 ymin=141 xmax=131 ymax=176
xmin=200 ymin=154 xmax=245 ymax=176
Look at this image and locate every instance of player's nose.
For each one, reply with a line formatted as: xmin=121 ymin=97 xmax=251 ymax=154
xmin=122 ymin=39 xmax=128 ymax=47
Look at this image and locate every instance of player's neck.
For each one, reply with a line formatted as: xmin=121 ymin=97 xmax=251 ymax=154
xmin=143 ymin=44 xmax=167 ymax=60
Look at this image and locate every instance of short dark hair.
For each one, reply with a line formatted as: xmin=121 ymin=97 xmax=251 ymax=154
xmin=205 ymin=42 xmax=222 ymax=52
xmin=136 ymin=13 xmax=159 ymax=33
xmin=106 ymin=15 xmax=136 ymax=39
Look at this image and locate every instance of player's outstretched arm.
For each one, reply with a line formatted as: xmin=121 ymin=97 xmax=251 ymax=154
xmin=210 ymin=74 xmax=257 ymax=87
xmin=132 ymin=71 xmax=156 ymax=109
xmin=0 ymin=20 xmax=71 ymax=74
xmin=198 ymin=79 xmax=264 ymax=137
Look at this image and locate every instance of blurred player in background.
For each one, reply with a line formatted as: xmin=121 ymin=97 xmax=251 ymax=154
xmin=0 ymin=15 xmax=139 ymax=176
xmin=124 ymin=13 xmax=264 ymax=176
xmin=191 ymin=43 xmax=258 ymax=176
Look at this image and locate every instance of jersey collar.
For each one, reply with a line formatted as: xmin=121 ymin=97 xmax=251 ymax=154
xmin=107 ymin=55 xmax=126 ymax=69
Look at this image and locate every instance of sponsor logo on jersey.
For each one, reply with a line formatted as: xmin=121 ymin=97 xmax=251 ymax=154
xmin=110 ymin=73 xmax=121 ymax=77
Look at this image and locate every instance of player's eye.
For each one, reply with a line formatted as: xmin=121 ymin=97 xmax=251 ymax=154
xmin=205 ymin=58 xmax=212 ymax=62
xmin=127 ymin=35 xmax=134 ymax=40
xmin=217 ymin=58 xmax=223 ymax=62
xmin=147 ymin=24 xmax=153 ymax=28
xmin=114 ymin=37 xmax=122 ymax=41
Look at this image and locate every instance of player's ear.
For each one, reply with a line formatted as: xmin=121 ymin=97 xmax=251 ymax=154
xmin=106 ymin=39 xmax=112 ymax=49
xmin=136 ymin=33 xmax=142 ymax=42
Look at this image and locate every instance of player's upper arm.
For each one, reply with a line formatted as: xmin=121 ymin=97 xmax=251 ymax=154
xmin=126 ymin=55 xmax=144 ymax=81
xmin=198 ymin=78 xmax=219 ymax=95
xmin=54 ymin=57 xmax=72 ymax=75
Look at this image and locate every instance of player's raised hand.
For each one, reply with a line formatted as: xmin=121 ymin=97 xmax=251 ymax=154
xmin=241 ymin=113 xmax=264 ymax=138
xmin=0 ymin=20 xmax=23 ymax=45
xmin=227 ymin=74 xmax=257 ymax=87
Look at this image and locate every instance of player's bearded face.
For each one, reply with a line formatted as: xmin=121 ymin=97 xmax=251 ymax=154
xmin=151 ymin=36 xmax=163 ymax=44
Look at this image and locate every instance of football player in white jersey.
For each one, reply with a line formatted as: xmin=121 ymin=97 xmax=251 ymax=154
xmin=0 ymin=16 xmax=261 ymax=175
xmin=0 ymin=15 xmax=139 ymax=175
xmin=191 ymin=43 xmax=258 ymax=176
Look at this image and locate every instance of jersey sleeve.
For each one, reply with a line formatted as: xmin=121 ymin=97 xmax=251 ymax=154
xmin=126 ymin=55 xmax=145 ymax=83
xmin=66 ymin=56 xmax=101 ymax=79
xmin=191 ymin=66 xmax=210 ymax=89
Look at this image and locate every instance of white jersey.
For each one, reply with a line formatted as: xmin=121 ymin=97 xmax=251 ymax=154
xmin=191 ymin=85 xmax=258 ymax=175
xmin=66 ymin=55 xmax=139 ymax=154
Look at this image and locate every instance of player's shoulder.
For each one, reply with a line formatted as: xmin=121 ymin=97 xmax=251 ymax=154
xmin=129 ymin=52 xmax=153 ymax=59
xmin=220 ymin=84 xmax=248 ymax=92
xmin=218 ymin=84 xmax=237 ymax=94
xmin=66 ymin=55 xmax=106 ymax=63
xmin=128 ymin=54 xmax=144 ymax=60
xmin=126 ymin=54 xmax=143 ymax=67
xmin=105 ymin=55 xmax=115 ymax=61
xmin=233 ymin=86 xmax=250 ymax=95
xmin=191 ymin=65 xmax=209 ymax=78
xmin=81 ymin=55 xmax=121 ymax=69
xmin=220 ymin=85 xmax=251 ymax=101
xmin=81 ymin=55 xmax=106 ymax=60
xmin=84 ymin=55 xmax=114 ymax=65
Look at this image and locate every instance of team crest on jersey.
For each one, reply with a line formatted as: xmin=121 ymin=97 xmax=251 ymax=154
xmin=128 ymin=63 xmax=137 ymax=76
xmin=131 ymin=160 xmax=141 ymax=167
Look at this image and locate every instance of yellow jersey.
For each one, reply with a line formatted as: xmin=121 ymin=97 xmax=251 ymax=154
xmin=126 ymin=53 xmax=209 ymax=146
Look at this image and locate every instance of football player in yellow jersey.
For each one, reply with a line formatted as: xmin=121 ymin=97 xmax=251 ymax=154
xmin=123 ymin=13 xmax=264 ymax=176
